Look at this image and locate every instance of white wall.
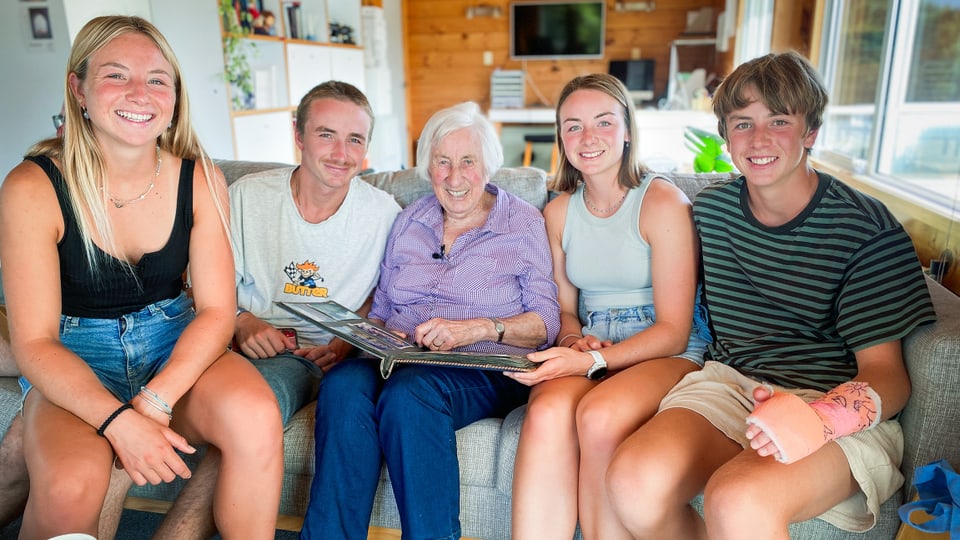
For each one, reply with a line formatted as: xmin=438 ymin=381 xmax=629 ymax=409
xmin=0 ymin=0 xmax=407 ymax=174
xmin=0 ymin=0 xmax=233 ymax=179
xmin=0 ymin=1 xmax=70 ymax=176
xmin=150 ymin=0 xmax=233 ymax=159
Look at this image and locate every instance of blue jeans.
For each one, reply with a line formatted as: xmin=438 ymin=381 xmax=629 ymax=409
xmin=248 ymin=353 xmax=322 ymax=424
xmin=584 ymin=302 xmax=712 ymax=366
xmin=19 ymin=292 xmax=194 ymax=403
xmin=300 ymin=358 xmax=530 ymax=540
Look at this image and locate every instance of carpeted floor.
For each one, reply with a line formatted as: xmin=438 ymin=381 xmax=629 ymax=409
xmin=1 ymin=510 xmax=299 ymax=540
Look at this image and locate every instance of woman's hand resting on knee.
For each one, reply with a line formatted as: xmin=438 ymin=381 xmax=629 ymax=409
xmin=102 ymin=404 xmax=196 ymax=486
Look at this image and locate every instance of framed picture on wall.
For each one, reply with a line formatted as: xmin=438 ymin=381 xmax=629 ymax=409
xmin=28 ymin=7 xmax=52 ymax=40
xmin=21 ymin=0 xmax=54 ymax=51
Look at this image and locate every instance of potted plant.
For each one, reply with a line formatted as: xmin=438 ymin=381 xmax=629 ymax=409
xmin=218 ymin=0 xmax=256 ymax=110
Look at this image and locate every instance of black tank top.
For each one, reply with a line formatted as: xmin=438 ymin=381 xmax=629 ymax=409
xmin=26 ymin=155 xmax=194 ymax=318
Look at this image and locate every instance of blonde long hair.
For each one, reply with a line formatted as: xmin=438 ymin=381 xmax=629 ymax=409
xmin=26 ymin=15 xmax=227 ymax=273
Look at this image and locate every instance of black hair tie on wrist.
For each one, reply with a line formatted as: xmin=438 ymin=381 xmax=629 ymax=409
xmin=97 ymin=403 xmax=133 ymax=437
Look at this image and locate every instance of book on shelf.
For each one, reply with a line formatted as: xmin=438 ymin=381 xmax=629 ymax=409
xmin=282 ymin=1 xmax=301 ymax=39
xmin=275 ymin=300 xmax=539 ymax=379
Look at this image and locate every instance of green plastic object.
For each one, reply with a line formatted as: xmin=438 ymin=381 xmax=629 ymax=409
xmin=684 ymin=126 xmax=735 ymax=173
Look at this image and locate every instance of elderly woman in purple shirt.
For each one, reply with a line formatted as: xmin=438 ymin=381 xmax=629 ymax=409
xmin=299 ymin=101 xmax=561 ymax=540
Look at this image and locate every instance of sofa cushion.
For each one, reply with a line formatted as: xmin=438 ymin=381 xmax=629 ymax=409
xmin=361 ymin=167 xmax=549 ymax=210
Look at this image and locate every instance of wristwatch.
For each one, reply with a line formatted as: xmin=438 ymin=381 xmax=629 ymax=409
xmin=586 ymin=350 xmax=608 ymax=380
xmin=489 ymin=318 xmax=505 ymax=343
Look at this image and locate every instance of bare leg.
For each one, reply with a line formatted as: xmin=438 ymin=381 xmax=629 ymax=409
xmin=704 ymin=442 xmax=856 ymax=540
xmin=3 ymin=404 xmax=132 ymax=538
xmin=99 ymin=467 xmax=132 ymax=540
xmin=172 ymin=351 xmax=283 ymax=539
xmin=606 ymin=408 xmax=740 ymax=540
xmin=20 ymin=392 xmax=114 ymax=538
xmin=153 ymin=446 xmax=220 ymax=540
xmin=0 ymin=415 xmax=28 ymax=527
xmin=511 ymin=377 xmax=593 ymax=540
xmin=577 ymin=358 xmax=697 ymax=540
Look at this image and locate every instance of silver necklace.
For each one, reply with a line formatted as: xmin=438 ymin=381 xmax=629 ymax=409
xmin=105 ymin=145 xmax=161 ymax=208
xmin=584 ymin=185 xmax=627 ymax=214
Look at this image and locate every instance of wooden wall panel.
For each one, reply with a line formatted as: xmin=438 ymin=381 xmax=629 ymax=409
xmin=404 ymin=0 xmax=730 ymax=161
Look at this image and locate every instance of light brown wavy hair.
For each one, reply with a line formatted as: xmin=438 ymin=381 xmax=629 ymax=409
xmin=551 ymin=73 xmax=649 ymax=193
xmin=712 ymin=51 xmax=828 ymax=151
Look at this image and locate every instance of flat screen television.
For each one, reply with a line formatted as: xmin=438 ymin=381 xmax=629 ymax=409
xmin=609 ymin=59 xmax=656 ymax=103
xmin=510 ymin=1 xmax=605 ymax=61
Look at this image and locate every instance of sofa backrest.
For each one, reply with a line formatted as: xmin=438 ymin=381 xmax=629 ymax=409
xmin=665 ymin=171 xmax=739 ymax=202
xmin=214 ymin=159 xmax=740 ymax=212
xmin=215 ymin=160 xmax=550 ymax=210
xmin=361 ymin=167 xmax=549 ymax=210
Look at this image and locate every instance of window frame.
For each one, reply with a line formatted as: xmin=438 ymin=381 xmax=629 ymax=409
xmin=815 ymin=0 xmax=960 ymax=221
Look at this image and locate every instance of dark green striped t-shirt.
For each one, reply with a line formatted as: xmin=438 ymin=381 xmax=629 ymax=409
xmin=693 ymin=171 xmax=936 ymax=392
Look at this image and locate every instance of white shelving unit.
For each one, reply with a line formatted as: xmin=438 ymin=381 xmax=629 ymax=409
xmin=219 ymin=0 xmax=365 ymax=162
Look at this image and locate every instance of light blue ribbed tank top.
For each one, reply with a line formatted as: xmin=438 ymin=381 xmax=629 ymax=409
xmin=562 ymin=175 xmax=655 ymax=312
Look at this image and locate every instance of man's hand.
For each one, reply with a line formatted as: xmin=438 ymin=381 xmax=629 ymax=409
xmin=234 ymin=313 xmax=296 ymax=359
xmin=293 ymin=338 xmax=353 ymax=372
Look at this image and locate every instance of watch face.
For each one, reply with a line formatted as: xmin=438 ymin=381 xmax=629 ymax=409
xmin=587 ymin=366 xmax=608 ymax=380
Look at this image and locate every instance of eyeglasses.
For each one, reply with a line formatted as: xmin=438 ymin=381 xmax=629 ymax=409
xmin=52 ymin=113 xmax=64 ymax=131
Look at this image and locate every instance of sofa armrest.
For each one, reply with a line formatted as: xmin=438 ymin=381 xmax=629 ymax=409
xmin=898 ymin=276 xmax=960 ymax=498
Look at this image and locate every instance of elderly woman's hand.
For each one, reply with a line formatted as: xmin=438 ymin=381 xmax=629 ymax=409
xmin=414 ymin=318 xmax=488 ymax=351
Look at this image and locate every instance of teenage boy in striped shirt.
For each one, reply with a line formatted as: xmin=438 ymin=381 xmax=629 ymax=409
xmin=604 ymin=51 xmax=936 ymax=539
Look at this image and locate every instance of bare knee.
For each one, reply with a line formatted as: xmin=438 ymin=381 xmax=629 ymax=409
xmin=522 ymin=386 xmax=580 ymax=442
xmin=576 ymin=391 xmax=629 ymax=453
xmin=704 ymin=466 xmax=776 ymax=533
xmin=607 ymin=446 xmax=661 ymax=523
xmin=29 ymin=463 xmax=109 ymax=531
xmin=214 ymin=381 xmax=283 ymax=458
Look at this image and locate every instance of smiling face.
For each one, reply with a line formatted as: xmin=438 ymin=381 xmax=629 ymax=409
xmin=724 ymin=85 xmax=819 ymax=190
xmin=557 ymin=88 xmax=630 ymax=184
xmin=429 ymin=128 xmax=489 ymax=221
xmin=69 ymin=32 xmax=176 ymax=149
xmin=295 ymin=97 xmax=371 ymax=191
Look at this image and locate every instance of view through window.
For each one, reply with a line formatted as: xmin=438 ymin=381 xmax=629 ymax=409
xmin=817 ymin=0 xmax=960 ymax=218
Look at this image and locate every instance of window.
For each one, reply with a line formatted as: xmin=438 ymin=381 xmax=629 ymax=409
xmin=817 ymin=0 xmax=960 ymax=218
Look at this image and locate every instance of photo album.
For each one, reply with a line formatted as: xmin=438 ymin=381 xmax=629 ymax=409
xmin=275 ymin=301 xmax=539 ymax=378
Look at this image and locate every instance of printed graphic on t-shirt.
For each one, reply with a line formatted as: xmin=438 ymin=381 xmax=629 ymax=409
xmin=283 ymin=260 xmax=329 ymax=298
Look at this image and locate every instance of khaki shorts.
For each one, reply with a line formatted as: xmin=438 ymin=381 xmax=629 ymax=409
xmin=660 ymin=361 xmax=904 ymax=532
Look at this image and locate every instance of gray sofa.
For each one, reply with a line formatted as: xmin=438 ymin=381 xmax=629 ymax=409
xmin=1 ymin=159 xmax=958 ymax=540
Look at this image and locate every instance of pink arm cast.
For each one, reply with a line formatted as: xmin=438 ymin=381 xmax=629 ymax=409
xmin=745 ymin=381 xmax=882 ymax=464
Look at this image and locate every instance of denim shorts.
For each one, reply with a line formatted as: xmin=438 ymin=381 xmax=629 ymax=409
xmin=248 ymin=353 xmax=322 ymax=424
xmin=583 ymin=303 xmax=711 ymax=366
xmin=19 ymin=292 xmax=195 ymax=404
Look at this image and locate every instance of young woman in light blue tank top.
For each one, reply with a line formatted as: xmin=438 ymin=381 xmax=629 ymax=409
xmin=508 ymin=74 xmax=712 ymax=540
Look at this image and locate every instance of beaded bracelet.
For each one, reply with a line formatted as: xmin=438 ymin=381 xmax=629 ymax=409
xmin=139 ymin=386 xmax=173 ymax=420
xmin=557 ymin=333 xmax=582 ymax=347
xmin=97 ymin=403 xmax=133 ymax=437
